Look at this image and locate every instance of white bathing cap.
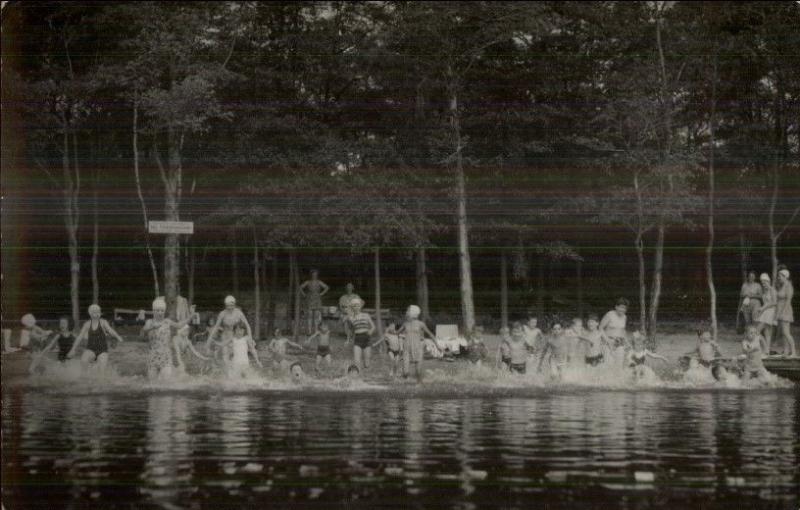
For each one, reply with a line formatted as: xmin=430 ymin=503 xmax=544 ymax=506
xmin=759 ymin=273 xmax=770 ymax=282
xmin=88 ymin=304 xmax=101 ymax=315
xmin=779 ymin=269 xmax=790 ymax=279
xmin=224 ymin=295 xmax=236 ymax=305
xmin=408 ymin=305 xmax=421 ymax=318
xmin=152 ymin=297 xmax=167 ymax=311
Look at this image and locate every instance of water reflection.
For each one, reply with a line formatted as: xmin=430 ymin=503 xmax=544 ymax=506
xmin=2 ymin=389 xmax=798 ymax=509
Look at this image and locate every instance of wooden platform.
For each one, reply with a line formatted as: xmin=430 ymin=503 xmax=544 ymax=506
xmin=762 ymin=356 xmax=800 ymax=382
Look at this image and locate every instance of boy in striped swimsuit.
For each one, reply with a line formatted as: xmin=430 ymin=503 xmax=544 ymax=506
xmin=347 ymin=297 xmax=375 ymax=370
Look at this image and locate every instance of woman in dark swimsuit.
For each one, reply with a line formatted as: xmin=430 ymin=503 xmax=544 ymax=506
xmin=68 ymin=304 xmax=125 ymax=373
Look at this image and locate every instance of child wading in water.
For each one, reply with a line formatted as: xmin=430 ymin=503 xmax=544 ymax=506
xmin=172 ymin=325 xmax=209 ymax=375
xmin=740 ymin=325 xmax=770 ymax=383
xmin=627 ymin=332 xmax=668 ymax=382
xmin=372 ymin=323 xmax=403 ymax=376
xmin=564 ymin=316 xmax=585 ymax=365
xmin=29 ymin=316 xmax=73 ymax=374
xmin=400 ymin=305 xmax=435 ymax=381
xmin=686 ymin=329 xmax=723 ymax=369
xmin=497 ymin=326 xmax=512 ymax=370
xmin=228 ymin=322 xmax=262 ymax=379
xmin=69 ymin=304 xmax=125 ymax=373
xmin=466 ymin=326 xmax=488 ymax=367
xmin=306 ymin=323 xmax=333 ymax=372
xmin=268 ymin=329 xmax=303 ymax=368
xmin=538 ymin=323 xmax=569 ymax=379
xmin=578 ymin=314 xmax=606 ymax=367
xmin=507 ymin=322 xmax=530 ymax=374
xmin=347 ymin=298 xmax=376 ymax=370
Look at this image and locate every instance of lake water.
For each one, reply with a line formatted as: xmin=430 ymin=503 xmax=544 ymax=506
xmin=2 ymin=384 xmax=798 ymax=509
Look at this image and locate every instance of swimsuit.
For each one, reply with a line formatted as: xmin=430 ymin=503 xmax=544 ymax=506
xmin=147 ymin=321 xmax=173 ymax=373
xmin=387 ymin=347 xmax=401 ymax=357
xmin=699 ymin=359 xmax=712 ymax=368
xmin=501 ymin=356 xmax=511 ymax=365
xmin=629 ymin=352 xmax=646 ymax=368
xmin=354 ymin=333 xmax=371 ymax=349
xmin=317 ymin=345 xmax=331 ymax=357
xmin=585 ymin=353 xmax=603 ymax=366
xmin=87 ymin=322 xmax=108 ymax=355
xmin=231 ymin=336 xmax=250 ymax=368
xmin=510 ymin=363 xmax=526 ymax=374
xmin=57 ymin=333 xmax=74 ymax=361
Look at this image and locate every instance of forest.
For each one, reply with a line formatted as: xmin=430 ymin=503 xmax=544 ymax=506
xmin=1 ymin=1 xmax=798 ymax=344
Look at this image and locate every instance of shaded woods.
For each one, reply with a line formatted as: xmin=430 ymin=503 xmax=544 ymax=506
xmin=1 ymin=2 xmax=798 ymax=344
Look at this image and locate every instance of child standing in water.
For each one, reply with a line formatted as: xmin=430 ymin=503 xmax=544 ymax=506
xmin=740 ymin=325 xmax=770 ymax=383
xmin=268 ymin=329 xmax=304 ymax=368
xmin=508 ymin=322 xmax=530 ymax=374
xmin=579 ymin=314 xmax=605 ymax=367
xmin=497 ymin=326 xmax=512 ymax=370
xmin=306 ymin=323 xmax=333 ymax=372
xmin=20 ymin=314 xmax=53 ymax=351
xmin=466 ymin=326 xmax=488 ymax=367
xmin=372 ymin=323 xmax=403 ymax=377
xmin=228 ymin=322 xmax=262 ymax=379
xmin=538 ymin=323 xmax=569 ymax=379
xmin=172 ymin=325 xmax=209 ymax=375
xmin=400 ymin=305 xmax=436 ymax=381
xmin=564 ymin=316 xmax=585 ymax=365
xmin=688 ymin=329 xmax=723 ymax=369
xmin=347 ymin=298 xmax=376 ymax=370
xmin=627 ymin=332 xmax=668 ymax=382
xmin=523 ymin=317 xmax=543 ymax=353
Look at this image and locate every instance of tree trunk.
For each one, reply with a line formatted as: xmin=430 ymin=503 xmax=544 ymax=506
xmin=738 ymin=220 xmax=749 ymax=283
xmin=292 ymin=249 xmax=301 ymax=341
xmin=287 ymin=250 xmax=295 ymax=330
xmin=768 ymin=165 xmax=779 ymax=282
xmin=161 ymin=129 xmax=182 ymax=320
xmin=636 ymin=234 xmax=647 ymax=335
xmin=500 ymin=251 xmax=508 ymax=329
xmin=576 ymin=257 xmax=583 ymax=317
xmin=91 ymin=167 xmax=99 ymax=304
xmin=63 ymin=127 xmax=80 ymax=327
xmin=132 ymin=97 xmax=160 ymax=297
xmin=232 ymin=235 xmax=239 ymax=296
xmin=648 ymin=222 xmax=665 ymax=343
xmin=270 ymin=252 xmax=278 ymax=332
xmin=186 ymin=243 xmax=195 ymax=309
xmin=416 ymin=246 xmax=430 ymax=321
xmin=706 ymin=58 xmax=718 ymax=341
xmin=536 ymin=256 xmax=544 ymax=318
xmin=374 ymin=247 xmax=383 ymax=339
xmin=450 ymin=83 xmax=476 ymax=333
xmin=253 ymin=233 xmax=260 ymax=342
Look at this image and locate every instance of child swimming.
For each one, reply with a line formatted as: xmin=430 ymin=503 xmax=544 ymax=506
xmin=372 ymin=323 xmax=403 ymax=376
xmin=306 ymin=323 xmax=333 ymax=372
xmin=507 ymin=322 xmax=530 ymax=374
xmin=289 ymin=361 xmax=306 ymax=383
xmin=400 ymin=304 xmax=436 ymax=381
xmin=578 ymin=314 xmax=605 ymax=367
xmin=627 ymin=332 xmax=668 ymax=382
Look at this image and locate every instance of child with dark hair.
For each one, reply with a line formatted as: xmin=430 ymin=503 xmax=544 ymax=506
xmin=579 ymin=314 xmax=605 ymax=367
xmin=28 ymin=316 xmax=71 ymax=374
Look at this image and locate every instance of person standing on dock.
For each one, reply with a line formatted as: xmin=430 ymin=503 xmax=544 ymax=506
xmin=739 ymin=271 xmax=763 ymax=327
xmin=775 ymin=268 xmax=795 ymax=357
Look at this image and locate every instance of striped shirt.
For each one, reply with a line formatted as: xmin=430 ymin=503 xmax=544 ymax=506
xmin=349 ymin=313 xmax=372 ymax=334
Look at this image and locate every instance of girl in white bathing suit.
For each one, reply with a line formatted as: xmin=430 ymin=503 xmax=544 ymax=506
xmin=228 ymin=322 xmax=262 ymax=379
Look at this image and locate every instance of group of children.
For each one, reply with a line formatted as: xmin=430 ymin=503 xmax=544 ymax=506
xmin=11 ymin=296 xmax=780 ymax=388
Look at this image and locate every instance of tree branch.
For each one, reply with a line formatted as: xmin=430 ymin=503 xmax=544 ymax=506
xmin=152 ymin=140 xmax=169 ymax=188
xmin=776 ymin=203 xmax=800 ymax=239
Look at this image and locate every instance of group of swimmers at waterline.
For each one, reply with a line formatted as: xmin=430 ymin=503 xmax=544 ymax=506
xmin=10 ymin=285 xmax=793 ymax=387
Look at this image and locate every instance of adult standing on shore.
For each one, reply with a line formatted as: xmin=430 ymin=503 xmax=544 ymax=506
xmin=299 ymin=269 xmax=329 ymax=334
xmin=739 ymin=271 xmax=763 ymax=326
xmin=755 ymin=274 xmax=777 ymax=355
xmin=599 ymin=298 xmax=630 ymax=365
xmin=775 ymin=268 xmax=795 ymax=357
xmin=339 ymin=283 xmax=360 ymax=344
